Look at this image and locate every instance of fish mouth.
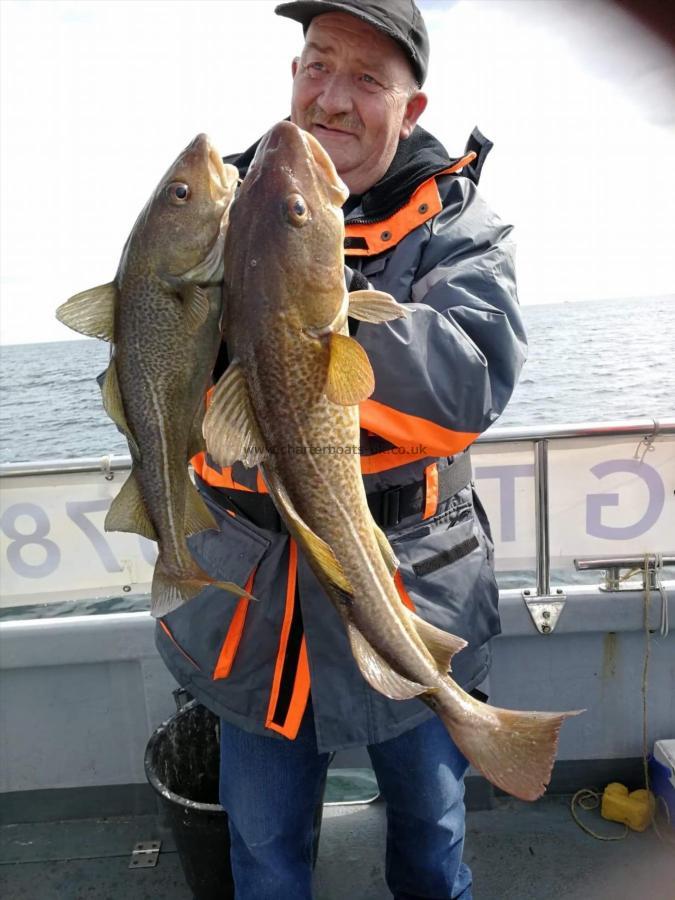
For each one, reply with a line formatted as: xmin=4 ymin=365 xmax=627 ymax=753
xmin=187 ymin=133 xmax=238 ymax=203
xmin=301 ymin=129 xmax=349 ymax=205
xmin=203 ymin=138 xmax=238 ymax=203
xmin=171 ymin=135 xmax=236 ymax=285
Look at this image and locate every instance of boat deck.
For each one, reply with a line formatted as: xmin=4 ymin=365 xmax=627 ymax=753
xmin=2 ymin=795 xmax=673 ymax=899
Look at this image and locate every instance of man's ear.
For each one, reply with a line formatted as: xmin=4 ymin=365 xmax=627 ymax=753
xmin=400 ymin=92 xmax=428 ymax=140
xmin=292 ymin=56 xmax=300 ymax=78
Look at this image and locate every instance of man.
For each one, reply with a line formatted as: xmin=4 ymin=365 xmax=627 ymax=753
xmin=155 ymin=2 xmax=527 ymax=898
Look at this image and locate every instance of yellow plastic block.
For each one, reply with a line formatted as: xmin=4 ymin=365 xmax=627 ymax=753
xmin=601 ymin=783 xmax=655 ymax=832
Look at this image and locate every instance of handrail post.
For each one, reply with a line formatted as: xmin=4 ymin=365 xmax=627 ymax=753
xmin=534 ymin=439 xmax=550 ymax=597
xmin=524 ymin=438 xmax=566 ymax=634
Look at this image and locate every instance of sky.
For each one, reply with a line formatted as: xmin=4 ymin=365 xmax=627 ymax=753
xmin=1 ymin=0 xmax=674 ymax=345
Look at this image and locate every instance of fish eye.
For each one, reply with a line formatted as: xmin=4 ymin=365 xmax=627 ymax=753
xmin=167 ymin=182 xmax=191 ymax=205
xmin=286 ymin=193 xmax=309 ymax=226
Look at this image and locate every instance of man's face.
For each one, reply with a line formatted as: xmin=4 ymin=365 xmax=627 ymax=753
xmin=290 ymin=12 xmax=427 ymax=196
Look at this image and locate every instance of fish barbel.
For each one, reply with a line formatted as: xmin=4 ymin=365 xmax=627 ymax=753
xmin=204 ymin=120 xmax=581 ymax=800
xmin=56 ymin=133 xmax=252 ymax=616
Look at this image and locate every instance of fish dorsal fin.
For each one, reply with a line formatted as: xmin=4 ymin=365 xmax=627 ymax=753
xmin=202 ymin=360 xmax=267 ymax=468
xmin=178 ymin=283 xmax=211 ymax=333
xmin=105 ymin=467 xmax=157 ymax=540
xmin=100 ymin=361 xmax=141 ymax=459
xmin=373 ymin=523 xmax=399 ymax=575
xmin=264 ymin=469 xmax=353 ymax=595
xmin=325 ymin=333 xmax=375 ymax=406
xmin=184 ymin=479 xmax=218 ymax=536
xmin=408 ymin=611 xmax=467 ymax=674
xmin=346 ymin=622 xmax=431 ymax=700
xmin=348 ymin=290 xmax=409 ymax=323
xmin=56 ymin=282 xmax=117 ymax=342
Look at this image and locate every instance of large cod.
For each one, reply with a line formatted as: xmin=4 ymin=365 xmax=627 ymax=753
xmin=203 ymin=121 xmax=580 ymax=801
xmin=57 ymin=134 xmax=251 ymax=617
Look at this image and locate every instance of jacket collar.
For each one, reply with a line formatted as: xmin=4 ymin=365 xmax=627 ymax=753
xmin=353 ymin=126 xmax=455 ymax=222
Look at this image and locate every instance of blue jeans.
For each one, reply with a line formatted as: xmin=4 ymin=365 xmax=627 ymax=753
xmin=219 ymin=709 xmax=472 ymax=900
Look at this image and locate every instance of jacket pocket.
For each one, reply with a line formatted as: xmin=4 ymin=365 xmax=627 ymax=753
xmin=159 ymin=509 xmax=271 ymax=675
xmin=390 ymin=501 xmax=500 ymax=651
xmin=411 ymin=532 xmax=479 ymax=577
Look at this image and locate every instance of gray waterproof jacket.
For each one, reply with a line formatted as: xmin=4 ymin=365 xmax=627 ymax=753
xmin=155 ymin=127 xmax=527 ymax=752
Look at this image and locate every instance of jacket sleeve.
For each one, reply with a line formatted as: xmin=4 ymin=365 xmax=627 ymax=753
xmin=355 ymin=176 xmax=527 ymax=457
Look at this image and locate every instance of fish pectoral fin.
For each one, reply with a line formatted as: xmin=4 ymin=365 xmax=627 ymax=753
xmin=105 ymin=467 xmax=157 ymax=540
xmin=184 ymin=480 xmax=219 ymax=536
xmin=202 ymin=360 xmax=268 ymax=468
xmin=100 ymin=361 xmax=141 ymax=459
xmin=325 ymin=333 xmax=375 ymax=406
xmin=346 ymin=623 xmax=431 ymax=701
xmin=373 ymin=523 xmax=399 ymax=575
xmin=264 ymin=469 xmax=353 ymax=595
xmin=178 ymin=283 xmax=210 ymax=333
xmin=408 ymin=612 xmax=468 ymax=674
xmin=348 ymin=290 xmax=409 ymax=323
xmin=56 ymin=282 xmax=117 ymax=342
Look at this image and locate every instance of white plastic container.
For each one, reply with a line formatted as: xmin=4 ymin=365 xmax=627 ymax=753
xmin=650 ymin=739 xmax=675 ymax=821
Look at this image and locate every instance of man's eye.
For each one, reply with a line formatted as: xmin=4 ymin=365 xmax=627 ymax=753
xmin=306 ymin=61 xmax=326 ymax=74
xmin=360 ymin=73 xmax=381 ymax=88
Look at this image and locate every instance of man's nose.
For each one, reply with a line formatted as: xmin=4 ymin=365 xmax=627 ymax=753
xmin=317 ymin=73 xmax=353 ymax=117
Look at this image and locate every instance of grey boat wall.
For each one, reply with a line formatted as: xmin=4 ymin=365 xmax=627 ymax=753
xmin=1 ymin=420 xmax=673 ymax=821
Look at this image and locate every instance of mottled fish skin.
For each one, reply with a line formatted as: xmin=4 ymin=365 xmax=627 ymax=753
xmin=115 ymin=278 xmax=221 ymax=572
xmin=222 ymin=123 xmax=447 ymax=698
xmin=209 ymin=121 xmax=581 ymax=801
xmin=57 ymin=134 xmax=242 ymax=616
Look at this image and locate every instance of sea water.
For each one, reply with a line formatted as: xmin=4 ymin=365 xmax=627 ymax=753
xmin=1 ymin=295 xmax=673 ymax=465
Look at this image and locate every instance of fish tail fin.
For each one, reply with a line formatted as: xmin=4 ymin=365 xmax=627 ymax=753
xmin=151 ymin=557 xmax=257 ymax=618
xmin=438 ymin=692 xmax=583 ymax=801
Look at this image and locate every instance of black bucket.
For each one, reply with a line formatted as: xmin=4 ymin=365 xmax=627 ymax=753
xmin=144 ymin=699 xmax=325 ymax=900
xmin=145 ymin=700 xmax=233 ymax=899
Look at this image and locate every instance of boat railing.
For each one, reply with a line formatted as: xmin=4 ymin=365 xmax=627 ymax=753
xmin=1 ymin=417 xmax=673 ymax=622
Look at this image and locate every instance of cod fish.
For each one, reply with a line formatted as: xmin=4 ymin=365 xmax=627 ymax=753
xmin=203 ymin=121 xmax=581 ymax=801
xmin=57 ymin=133 xmax=251 ymax=617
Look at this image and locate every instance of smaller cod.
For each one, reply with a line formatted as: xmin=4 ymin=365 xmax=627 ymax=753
xmin=204 ymin=121 xmax=582 ymax=801
xmin=57 ymin=133 xmax=250 ymax=616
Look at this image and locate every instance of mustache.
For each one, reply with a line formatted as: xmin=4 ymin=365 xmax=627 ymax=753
xmin=306 ymin=103 xmax=362 ymax=134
